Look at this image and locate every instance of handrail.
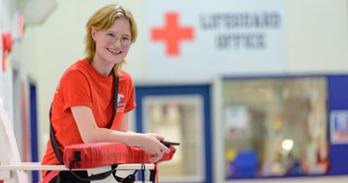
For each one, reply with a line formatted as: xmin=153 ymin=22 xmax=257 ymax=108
xmin=0 ymin=162 xmax=154 ymax=171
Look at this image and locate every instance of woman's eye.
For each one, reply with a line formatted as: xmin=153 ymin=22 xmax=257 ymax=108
xmin=122 ymin=37 xmax=130 ymax=41
xmin=107 ymin=33 xmax=115 ymax=37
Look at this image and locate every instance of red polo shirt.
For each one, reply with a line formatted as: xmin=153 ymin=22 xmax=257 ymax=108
xmin=42 ymin=58 xmax=136 ymax=166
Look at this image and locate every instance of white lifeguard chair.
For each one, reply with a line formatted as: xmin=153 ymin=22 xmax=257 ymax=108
xmin=0 ymin=101 xmax=155 ymax=183
xmin=0 ymin=98 xmax=28 ymax=183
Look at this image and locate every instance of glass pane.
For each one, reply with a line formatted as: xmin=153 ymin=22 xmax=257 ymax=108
xmin=143 ymin=96 xmax=204 ymax=182
xmin=222 ymin=77 xmax=329 ymax=179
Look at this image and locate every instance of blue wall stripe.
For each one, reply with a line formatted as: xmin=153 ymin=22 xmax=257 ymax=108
xmin=328 ymin=75 xmax=348 ymax=175
xmin=30 ymin=83 xmax=39 ymax=183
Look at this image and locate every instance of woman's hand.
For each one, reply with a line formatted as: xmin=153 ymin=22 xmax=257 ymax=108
xmin=139 ymin=133 xmax=170 ymax=163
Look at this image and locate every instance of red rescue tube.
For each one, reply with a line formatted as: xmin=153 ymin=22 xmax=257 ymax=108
xmin=63 ymin=142 xmax=176 ymax=169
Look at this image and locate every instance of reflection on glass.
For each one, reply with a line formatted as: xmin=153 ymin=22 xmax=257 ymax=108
xmin=143 ymin=96 xmax=204 ymax=182
xmin=222 ymin=77 xmax=329 ymax=179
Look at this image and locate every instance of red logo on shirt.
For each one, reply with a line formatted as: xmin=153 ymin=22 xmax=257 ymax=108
xmin=117 ymin=94 xmax=125 ymax=112
xmin=151 ymin=12 xmax=194 ymax=56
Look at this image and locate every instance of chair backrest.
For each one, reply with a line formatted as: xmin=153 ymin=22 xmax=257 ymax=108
xmin=0 ymin=99 xmax=29 ymax=183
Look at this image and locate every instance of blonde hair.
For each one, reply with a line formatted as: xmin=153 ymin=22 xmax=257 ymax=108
xmin=85 ymin=4 xmax=137 ymax=76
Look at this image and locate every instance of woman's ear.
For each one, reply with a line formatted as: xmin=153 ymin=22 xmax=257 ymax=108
xmin=91 ymin=27 xmax=97 ymax=41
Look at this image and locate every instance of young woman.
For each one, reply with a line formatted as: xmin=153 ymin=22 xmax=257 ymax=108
xmin=41 ymin=4 xmax=169 ymax=182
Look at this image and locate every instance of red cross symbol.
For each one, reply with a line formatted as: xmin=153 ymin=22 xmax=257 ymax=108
xmin=151 ymin=12 xmax=194 ymax=56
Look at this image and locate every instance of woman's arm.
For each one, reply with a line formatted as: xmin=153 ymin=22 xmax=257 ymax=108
xmin=119 ymin=112 xmax=166 ymax=148
xmin=71 ymin=106 xmax=169 ymax=162
xmin=120 ymin=113 xmax=130 ymax=132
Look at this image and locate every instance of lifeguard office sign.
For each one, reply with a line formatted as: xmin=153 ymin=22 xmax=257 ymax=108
xmin=143 ymin=0 xmax=287 ymax=80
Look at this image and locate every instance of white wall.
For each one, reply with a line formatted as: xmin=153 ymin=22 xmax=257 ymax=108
xmin=287 ymin=0 xmax=348 ymax=73
xmin=18 ymin=0 xmax=348 ymax=182
xmin=0 ymin=0 xmax=17 ymax=127
xmin=0 ymin=0 xmax=26 ymax=182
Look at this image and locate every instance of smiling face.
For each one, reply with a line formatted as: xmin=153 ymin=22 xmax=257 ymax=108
xmin=91 ymin=17 xmax=131 ymax=67
xmin=85 ymin=4 xmax=137 ymax=75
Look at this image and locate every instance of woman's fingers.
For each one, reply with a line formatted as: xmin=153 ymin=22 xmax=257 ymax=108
xmin=155 ymin=135 xmax=165 ymax=141
xmin=150 ymin=153 xmax=164 ymax=163
xmin=151 ymin=147 xmax=167 ymax=162
xmin=147 ymin=132 xmax=165 ymax=141
xmin=155 ymin=143 xmax=169 ymax=155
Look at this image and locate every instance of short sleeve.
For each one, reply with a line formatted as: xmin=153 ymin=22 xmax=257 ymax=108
xmin=60 ymin=71 xmax=92 ymax=111
xmin=124 ymin=75 xmax=136 ymax=113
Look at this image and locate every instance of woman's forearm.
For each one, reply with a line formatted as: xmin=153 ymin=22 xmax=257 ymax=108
xmin=83 ymin=127 xmax=143 ymax=147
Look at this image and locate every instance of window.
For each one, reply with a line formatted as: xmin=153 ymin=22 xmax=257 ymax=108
xmin=143 ymin=95 xmax=205 ymax=182
xmin=222 ymin=77 xmax=329 ymax=179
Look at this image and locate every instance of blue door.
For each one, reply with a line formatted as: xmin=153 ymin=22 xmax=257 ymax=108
xmin=135 ymin=84 xmax=212 ymax=183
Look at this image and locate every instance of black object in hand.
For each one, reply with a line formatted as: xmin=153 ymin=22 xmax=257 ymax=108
xmin=161 ymin=140 xmax=180 ymax=148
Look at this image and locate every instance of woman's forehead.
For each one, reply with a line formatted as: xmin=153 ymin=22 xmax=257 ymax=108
xmin=106 ymin=18 xmax=131 ymax=34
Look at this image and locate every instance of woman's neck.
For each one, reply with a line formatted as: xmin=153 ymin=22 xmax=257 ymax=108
xmin=91 ymin=59 xmax=114 ymax=76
